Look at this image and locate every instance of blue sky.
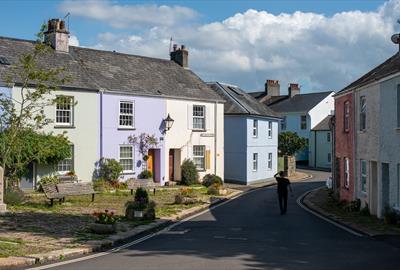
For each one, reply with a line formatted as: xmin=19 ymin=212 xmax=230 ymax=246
xmin=0 ymin=0 xmax=398 ymax=92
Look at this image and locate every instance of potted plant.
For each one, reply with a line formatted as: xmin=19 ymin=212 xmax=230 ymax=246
xmin=125 ymin=188 xmax=149 ymax=219
xmin=90 ymin=209 xmax=117 ymax=234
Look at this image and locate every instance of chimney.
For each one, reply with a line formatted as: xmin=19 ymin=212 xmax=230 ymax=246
xmin=170 ymin=44 xmax=188 ymax=68
xmin=44 ymin=18 xmax=69 ymax=53
xmin=288 ymin=83 xmax=300 ymax=97
xmin=264 ymin=80 xmax=280 ymax=96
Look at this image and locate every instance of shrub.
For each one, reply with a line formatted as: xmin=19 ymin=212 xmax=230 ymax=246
xmin=360 ymin=203 xmax=370 ymax=216
xmin=37 ymin=175 xmax=59 ymax=192
xmin=383 ymin=205 xmax=399 ymax=225
xmin=202 ymin=174 xmax=223 ymax=187
xmin=207 ymin=183 xmax=222 ymax=195
xmin=98 ymin=158 xmax=123 ymax=182
xmin=180 ymin=188 xmax=196 ymax=198
xmin=343 ymin=199 xmax=361 ymax=212
xmin=180 ymin=159 xmax=199 ymax=186
xmin=93 ymin=209 xmax=117 ymax=225
xmin=134 ymin=187 xmax=149 ymax=204
xmin=93 ymin=179 xmax=113 ymax=192
xmin=138 ymin=170 xmax=152 ymax=179
xmin=4 ymin=187 xmax=25 ymax=205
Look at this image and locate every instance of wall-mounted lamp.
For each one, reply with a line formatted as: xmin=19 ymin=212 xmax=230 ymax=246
xmin=164 ymin=114 xmax=174 ymax=131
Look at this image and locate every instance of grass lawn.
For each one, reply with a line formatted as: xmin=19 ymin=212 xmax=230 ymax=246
xmin=309 ymin=188 xmax=400 ymax=235
xmin=0 ymin=186 xmax=233 ymax=258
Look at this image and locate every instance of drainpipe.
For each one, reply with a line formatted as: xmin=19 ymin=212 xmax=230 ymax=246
xmin=214 ymin=101 xmax=218 ymax=176
xmin=100 ymin=89 xmax=104 ymax=159
xmin=314 ymin=131 xmax=317 ymax=168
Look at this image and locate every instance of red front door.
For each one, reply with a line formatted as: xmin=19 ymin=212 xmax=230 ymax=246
xmin=169 ymin=149 xmax=174 ymax=181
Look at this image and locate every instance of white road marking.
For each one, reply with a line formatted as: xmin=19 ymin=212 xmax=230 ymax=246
xmin=27 ymin=186 xmax=262 ymax=270
xmin=296 ymin=187 xmax=364 ymax=237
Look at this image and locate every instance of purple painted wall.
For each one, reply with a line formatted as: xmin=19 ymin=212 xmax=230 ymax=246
xmin=101 ymin=93 xmax=166 ymax=183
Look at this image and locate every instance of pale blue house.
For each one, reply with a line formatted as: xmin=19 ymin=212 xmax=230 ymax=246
xmin=208 ymin=82 xmax=280 ymax=185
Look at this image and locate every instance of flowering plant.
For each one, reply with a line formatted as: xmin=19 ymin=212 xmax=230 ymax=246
xmin=93 ymin=209 xmax=117 ymax=225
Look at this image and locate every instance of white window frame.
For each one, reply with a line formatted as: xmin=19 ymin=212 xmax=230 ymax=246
xmin=344 ymin=158 xmax=350 ymax=189
xmin=119 ymin=101 xmax=135 ymax=129
xmin=55 ymin=96 xmax=73 ymax=126
xmin=344 ymin=101 xmax=350 ymax=132
xmin=56 ymin=145 xmax=74 ymax=173
xmin=300 ymin=115 xmax=307 ymax=130
xmin=192 ymin=105 xmax=206 ymax=130
xmin=267 ymin=153 xmax=273 ymax=170
xmin=119 ymin=145 xmax=134 ymax=173
xmin=252 ymin=153 xmax=258 ymax=171
xmin=193 ymin=145 xmax=205 ymax=171
xmin=361 ymin=159 xmax=367 ymax=193
xmin=253 ymin=119 xmax=258 ymax=138
xmin=360 ymin=96 xmax=366 ymax=131
xmin=268 ymin=121 xmax=273 ymax=139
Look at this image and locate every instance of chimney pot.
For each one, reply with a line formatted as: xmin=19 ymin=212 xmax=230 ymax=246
xmin=288 ymin=83 xmax=300 ymax=97
xmin=170 ymin=44 xmax=189 ymax=68
xmin=264 ymin=79 xmax=280 ymax=96
xmin=44 ymin=18 xmax=70 ymax=53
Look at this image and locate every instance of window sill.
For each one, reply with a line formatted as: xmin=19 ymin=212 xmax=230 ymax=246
xmin=394 ymin=128 xmax=400 ymax=132
xmin=121 ymin=171 xmax=135 ymax=175
xmin=54 ymin=125 xmax=75 ymax=129
xmin=196 ymin=169 xmax=206 ymax=172
xmin=118 ymin=127 xmax=136 ymax=131
xmin=358 ymin=130 xmax=366 ymax=134
xmin=192 ymin=129 xmax=207 ymax=132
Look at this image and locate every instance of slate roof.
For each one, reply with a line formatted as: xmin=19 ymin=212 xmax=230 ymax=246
xmin=269 ymin=91 xmax=333 ymax=113
xmin=0 ymin=36 xmax=223 ymax=102
xmin=338 ymin=52 xmax=400 ymax=94
xmin=248 ymin=91 xmax=267 ymax=99
xmin=312 ymin=115 xmax=333 ymax=131
xmin=207 ymin=82 xmax=279 ymax=118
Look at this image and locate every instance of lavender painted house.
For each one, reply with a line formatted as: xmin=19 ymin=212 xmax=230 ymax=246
xmin=101 ymin=94 xmax=166 ymax=182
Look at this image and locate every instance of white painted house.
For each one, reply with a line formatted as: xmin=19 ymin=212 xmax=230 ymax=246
xmin=255 ymin=82 xmax=335 ymax=166
xmin=208 ymin=82 xmax=280 ymax=184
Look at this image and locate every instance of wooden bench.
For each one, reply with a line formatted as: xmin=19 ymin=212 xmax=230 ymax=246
xmin=127 ymin=179 xmax=158 ymax=195
xmin=42 ymin=182 xmax=96 ymax=206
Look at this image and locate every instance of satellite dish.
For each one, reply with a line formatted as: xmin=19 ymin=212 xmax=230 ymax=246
xmin=391 ymin=33 xmax=400 ymax=44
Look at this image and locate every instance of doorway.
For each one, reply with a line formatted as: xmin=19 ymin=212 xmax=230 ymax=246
xmin=370 ymin=161 xmax=378 ymax=215
xmin=381 ymin=163 xmax=390 ymax=211
xmin=169 ymin=149 xmax=174 ymax=181
xmin=147 ymin=149 xmax=161 ymax=183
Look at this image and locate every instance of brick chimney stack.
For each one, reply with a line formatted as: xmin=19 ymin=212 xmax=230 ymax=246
xmin=288 ymin=83 xmax=300 ymax=97
xmin=170 ymin=44 xmax=188 ymax=68
xmin=44 ymin=19 xmax=69 ymax=53
xmin=265 ymin=80 xmax=280 ymax=96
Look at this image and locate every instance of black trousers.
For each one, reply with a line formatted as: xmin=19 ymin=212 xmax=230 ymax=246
xmin=278 ymin=192 xmax=288 ymax=213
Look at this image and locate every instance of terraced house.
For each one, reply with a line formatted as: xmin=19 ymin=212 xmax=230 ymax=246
xmin=334 ymin=46 xmax=400 ymax=218
xmin=0 ymin=19 xmax=224 ymax=188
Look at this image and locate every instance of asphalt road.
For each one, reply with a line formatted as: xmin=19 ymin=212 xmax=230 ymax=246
xmin=35 ymin=171 xmax=400 ymax=270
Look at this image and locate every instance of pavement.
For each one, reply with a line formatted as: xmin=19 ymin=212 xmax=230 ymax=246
xmin=24 ymin=170 xmax=400 ymax=270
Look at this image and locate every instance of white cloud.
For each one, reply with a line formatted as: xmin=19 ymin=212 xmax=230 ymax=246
xmin=62 ymin=0 xmax=400 ymax=92
xmin=69 ymin=35 xmax=79 ymax=46
xmin=60 ymin=0 xmax=198 ymax=28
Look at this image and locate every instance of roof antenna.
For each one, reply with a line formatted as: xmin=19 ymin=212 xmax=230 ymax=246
xmin=64 ymin=12 xmax=70 ymax=32
xmin=169 ymin=37 xmax=173 ymax=54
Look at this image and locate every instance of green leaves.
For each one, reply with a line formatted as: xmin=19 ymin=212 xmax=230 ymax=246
xmin=278 ymin=131 xmax=307 ymax=156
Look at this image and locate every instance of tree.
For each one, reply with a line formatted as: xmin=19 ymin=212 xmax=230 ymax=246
xmin=278 ymin=131 xmax=307 ymax=156
xmin=0 ymin=24 xmax=70 ymax=187
xmin=0 ymin=129 xmax=71 ymax=182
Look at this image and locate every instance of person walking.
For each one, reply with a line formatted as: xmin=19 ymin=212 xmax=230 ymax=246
xmin=274 ymin=171 xmax=293 ymax=215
